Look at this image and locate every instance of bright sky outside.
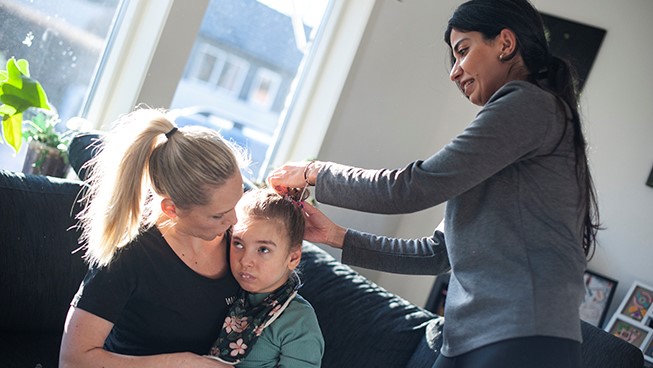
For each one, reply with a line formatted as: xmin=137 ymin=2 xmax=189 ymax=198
xmin=257 ymin=0 xmax=329 ymax=27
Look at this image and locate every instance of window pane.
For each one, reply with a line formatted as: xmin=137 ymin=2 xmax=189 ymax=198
xmin=170 ymin=0 xmax=331 ymax=182
xmin=0 ymin=0 xmax=126 ymax=171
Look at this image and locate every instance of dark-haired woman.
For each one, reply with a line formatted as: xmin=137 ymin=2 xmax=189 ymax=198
xmin=268 ymin=1 xmax=600 ymax=367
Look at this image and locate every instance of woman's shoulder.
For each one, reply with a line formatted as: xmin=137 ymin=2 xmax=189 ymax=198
xmin=107 ymin=226 xmax=166 ymax=266
xmin=490 ymin=80 xmax=557 ymax=107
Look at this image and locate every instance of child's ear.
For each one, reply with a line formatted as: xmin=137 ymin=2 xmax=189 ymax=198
xmin=288 ymin=247 xmax=302 ymax=270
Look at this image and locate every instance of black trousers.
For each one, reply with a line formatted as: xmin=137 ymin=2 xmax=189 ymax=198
xmin=432 ymin=336 xmax=581 ymax=368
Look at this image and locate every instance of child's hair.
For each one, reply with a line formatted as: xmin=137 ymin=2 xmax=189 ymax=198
xmin=237 ymin=188 xmax=306 ymax=251
xmin=78 ymin=107 xmax=246 ymax=267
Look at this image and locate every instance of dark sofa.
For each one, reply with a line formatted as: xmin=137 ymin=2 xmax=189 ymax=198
xmin=0 ymin=134 xmax=645 ymax=368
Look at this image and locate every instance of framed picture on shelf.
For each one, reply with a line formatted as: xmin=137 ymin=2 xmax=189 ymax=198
xmin=579 ymin=270 xmax=618 ymax=327
xmin=605 ymin=316 xmax=652 ymax=348
xmin=619 ymin=282 xmax=653 ymax=323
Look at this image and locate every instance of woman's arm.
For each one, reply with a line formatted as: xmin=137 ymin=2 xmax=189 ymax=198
xmin=59 ymin=307 xmax=229 ymax=368
xmin=301 ymin=203 xmax=449 ymax=275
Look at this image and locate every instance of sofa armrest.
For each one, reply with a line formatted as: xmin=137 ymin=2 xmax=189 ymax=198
xmin=0 ymin=170 xmax=89 ymax=367
xmin=581 ymin=320 xmax=644 ymax=368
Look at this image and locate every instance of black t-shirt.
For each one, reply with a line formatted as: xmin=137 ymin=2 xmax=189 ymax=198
xmin=72 ymin=226 xmax=239 ymax=355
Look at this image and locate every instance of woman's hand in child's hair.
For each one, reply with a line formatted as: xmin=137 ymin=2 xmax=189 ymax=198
xmin=301 ymin=202 xmax=346 ymax=249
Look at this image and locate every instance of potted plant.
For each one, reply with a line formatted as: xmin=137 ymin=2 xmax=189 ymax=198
xmin=0 ymin=57 xmax=79 ymax=177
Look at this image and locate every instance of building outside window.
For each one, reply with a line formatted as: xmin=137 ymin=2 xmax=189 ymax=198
xmin=248 ymin=67 xmax=282 ymax=110
xmin=170 ymin=0 xmax=331 ymax=182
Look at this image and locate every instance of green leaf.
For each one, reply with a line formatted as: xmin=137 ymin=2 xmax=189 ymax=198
xmin=0 ymin=58 xmax=52 ymax=152
xmin=2 ymin=112 xmax=24 ymax=153
xmin=1 ymin=81 xmax=50 ymax=112
xmin=14 ymin=58 xmax=30 ymax=76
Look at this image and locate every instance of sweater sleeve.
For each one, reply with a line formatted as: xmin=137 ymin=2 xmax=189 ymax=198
xmin=342 ymin=229 xmax=449 ymax=275
xmin=315 ymin=81 xmax=561 ymax=214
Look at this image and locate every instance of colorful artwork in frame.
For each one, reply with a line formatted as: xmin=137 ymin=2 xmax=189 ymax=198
xmin=607 ymin=317 xmax=651 ymax=348
xmin=620 ymin=284 xmax=653 ymax=322
xmin=579 ymin=270 xmax=618 ymax=328
xmin=605 ymin=280 xmax=653 ymax=359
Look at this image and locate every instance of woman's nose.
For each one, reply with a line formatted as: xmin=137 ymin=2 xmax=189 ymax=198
xmin=224 ymin=210 xmax=238 ymax=227
xmin=449 ymin=61 xmax=462 ymax=82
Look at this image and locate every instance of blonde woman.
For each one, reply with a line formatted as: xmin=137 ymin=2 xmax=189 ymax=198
xmin=60 ymin=108 xmax=245 ymax=368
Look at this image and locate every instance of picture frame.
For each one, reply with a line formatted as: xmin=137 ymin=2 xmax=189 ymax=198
xmin=619 ymin=282 xmax=653 ymax=323
xmin=579 ymin=270 xmax=618 ymax=328
xmin=605 ymin=315 xmax=652 ymax=349
xmin=540 ymin=13 xmax=606 ymax=92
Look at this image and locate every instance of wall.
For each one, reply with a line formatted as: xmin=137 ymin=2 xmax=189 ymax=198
xmin=316 ymin=0 xmax=653 ymax=323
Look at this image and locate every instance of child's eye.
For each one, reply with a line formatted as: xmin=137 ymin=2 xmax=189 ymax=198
xmin=258 ymin=247 xmax=270 ymax=254
xmin=232 ymin=241 xmax=244 ymax=249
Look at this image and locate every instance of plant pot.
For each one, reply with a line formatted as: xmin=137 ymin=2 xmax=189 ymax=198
xmin=22 ymin=140 xmax=69 ymax=178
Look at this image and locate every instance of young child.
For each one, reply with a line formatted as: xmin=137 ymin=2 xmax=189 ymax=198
xmin=208 ymin=188 xmax=324 ymax=367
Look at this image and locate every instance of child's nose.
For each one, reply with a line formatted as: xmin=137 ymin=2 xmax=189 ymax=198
xmin=240 ymin=251 xmax=254 ymax=266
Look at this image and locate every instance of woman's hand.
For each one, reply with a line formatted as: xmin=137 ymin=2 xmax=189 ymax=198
xmin=267 ymin=161 xmax=321 ymax=193
xmin=302 ymin=202 xmax=346 ymax=249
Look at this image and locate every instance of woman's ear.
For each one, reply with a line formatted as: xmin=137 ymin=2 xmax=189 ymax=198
xmin=497 ymin=28 xmax=518 ymax=59
xmin=161 ymin=198 xmax=178 ymax=218
xmin=288 ymin=247 xmax=302 ymax=270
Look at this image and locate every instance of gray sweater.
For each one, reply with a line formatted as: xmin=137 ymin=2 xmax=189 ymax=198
xmin=314 ymin=81 xmax=587 ymax=357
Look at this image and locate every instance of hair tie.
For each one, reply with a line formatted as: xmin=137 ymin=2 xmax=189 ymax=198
xmin=165 ymin=127 xmax=178 ymax=139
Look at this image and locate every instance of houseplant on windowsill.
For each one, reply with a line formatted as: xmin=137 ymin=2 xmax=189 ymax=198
xmin=0 ymin=57 xmax=80 ymax=177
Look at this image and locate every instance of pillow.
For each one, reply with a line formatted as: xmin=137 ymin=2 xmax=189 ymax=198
xmin=298 ymin=242 xmax=438 ymax=368
xmin=68 ymin=132 xmax=103 ymax=181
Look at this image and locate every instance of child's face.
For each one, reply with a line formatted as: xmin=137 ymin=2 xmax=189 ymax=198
xmin=230 ymin=217 xmax=301 ymax=294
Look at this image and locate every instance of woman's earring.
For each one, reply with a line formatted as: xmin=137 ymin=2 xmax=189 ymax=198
xmin=498 ymin=54 xmax=505 ymax=61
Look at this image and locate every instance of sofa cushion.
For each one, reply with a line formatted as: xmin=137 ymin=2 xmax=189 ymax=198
xmin=298 ymin=242 xmax=437 ymax=368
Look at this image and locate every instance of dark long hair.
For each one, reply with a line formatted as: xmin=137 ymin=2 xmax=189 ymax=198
xmin=444 ymin=0 xmax=600 ymax=257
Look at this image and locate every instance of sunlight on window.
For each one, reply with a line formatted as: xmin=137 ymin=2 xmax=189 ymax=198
xmin=0 ymin=0 xmax=125 ymax=171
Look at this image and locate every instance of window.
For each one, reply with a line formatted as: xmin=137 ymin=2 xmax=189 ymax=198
xmin=0 ymin=0 xmax=376 ymax=179
xmin=169 ymin=0 xmax=333 ymax=181
xmin=188 ymin=43 xmax=250 ymax=96
xmin=0 ymin=0 xmax=127 ymax=171
xmin=248 ymin=67 xmax=282 ymax=110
